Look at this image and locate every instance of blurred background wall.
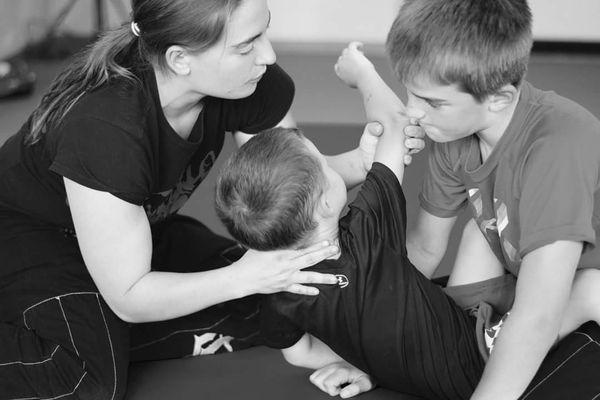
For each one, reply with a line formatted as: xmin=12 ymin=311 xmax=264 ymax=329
xmin=1 ymin=0 xmax=598 ymax=276
xmin=1 ymin=0 xmax=599 ymax=59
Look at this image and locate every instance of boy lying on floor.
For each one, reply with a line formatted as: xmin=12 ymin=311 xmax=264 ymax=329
xmin=214 ymin=47 xmax=600 ymax=399
xmin=215 ymin=109 xmax=488 ymax=399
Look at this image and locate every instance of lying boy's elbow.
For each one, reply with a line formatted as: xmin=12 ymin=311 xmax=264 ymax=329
xmin=282 ymin=348 xmax=308 ymax=368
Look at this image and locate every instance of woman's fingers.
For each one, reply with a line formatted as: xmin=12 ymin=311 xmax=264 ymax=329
xmin=290 ymin=242 xmax=340 ymax=268
xmin=294 ymin=270 xmax=338 ymax=285
xmin=285 ymin=283 xmax=320 ymax=296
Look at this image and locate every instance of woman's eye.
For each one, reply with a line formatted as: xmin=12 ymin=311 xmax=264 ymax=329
xmin=239 ymin=43 xmax=254 ymax=55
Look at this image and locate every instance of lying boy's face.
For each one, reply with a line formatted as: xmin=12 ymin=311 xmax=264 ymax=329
xmin=404 ymin=77 xmax=493 ymax=143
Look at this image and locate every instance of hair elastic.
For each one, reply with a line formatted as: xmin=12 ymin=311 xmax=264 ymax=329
xmin=130 ymin=21 xmax=141 ymax=37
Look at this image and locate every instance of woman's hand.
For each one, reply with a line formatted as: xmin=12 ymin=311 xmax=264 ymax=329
xmin=358 ymin=122 xmax=426 ymax=171
xmin=334 ymin=41 xmax=375 ymax=89
xmin=233 ymin=241 xmax=340 ymax=296
xmin=310 ymin=361 xmax=375 ymax=398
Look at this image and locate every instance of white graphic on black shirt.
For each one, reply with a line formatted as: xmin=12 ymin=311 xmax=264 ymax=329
xmin=145 ymin=151 xmax=216 ymax=223
xmin=335 ymin=274 xmax=349 ymax=288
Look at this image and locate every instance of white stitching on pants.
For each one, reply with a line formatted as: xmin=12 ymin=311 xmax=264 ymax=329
xmin=0 ymin=346 xmax=60 ymax=366
xmin=14 ymin=292 xmax=100 ymax=399
xmin=22 ymin=292 xmax=98 ymax=329
xmin=130 ymin=315 xmax=230 ymax=351
xmin=58 ymin=298 xmax=79 ymax=357
xmin=521 ymin=338 xmax=592 ymax=399
xmin=574 ymin=331 xmax=600 ymax=345
xmin=243 ymin=306 xmax=260 ymax=321
xmin=95 ymin=293 xmax=117 ymax=400
xmin=9 ymin=370 xmax=88 ymax=400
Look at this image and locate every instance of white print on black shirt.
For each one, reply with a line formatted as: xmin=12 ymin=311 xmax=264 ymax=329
xmin=144 ymin=151 xmax=216 ymax=223
xmin=335 ymin=274 xmax=349 ymax=288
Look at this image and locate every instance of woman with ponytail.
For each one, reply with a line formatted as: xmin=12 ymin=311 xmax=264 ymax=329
xmin=0 ymin=0 xmax=396 ymax=398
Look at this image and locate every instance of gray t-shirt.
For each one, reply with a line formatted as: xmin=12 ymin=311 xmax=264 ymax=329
xmin=420 ymin=81 xmax=600 ymax=275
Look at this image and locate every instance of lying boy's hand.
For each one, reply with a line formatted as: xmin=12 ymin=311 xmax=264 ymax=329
xmin=310 ymin=361 xmax=375 ymax=398
xmin=335 ymin=41 xmax=375 ymax=89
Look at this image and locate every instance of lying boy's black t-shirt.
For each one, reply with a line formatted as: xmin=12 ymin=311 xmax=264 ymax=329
xmin=261 ymin=163 xmax=484 ymax=400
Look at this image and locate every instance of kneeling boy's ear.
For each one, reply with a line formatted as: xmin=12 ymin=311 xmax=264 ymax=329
xmin=488 ymin=84 xmax=519 ymax=113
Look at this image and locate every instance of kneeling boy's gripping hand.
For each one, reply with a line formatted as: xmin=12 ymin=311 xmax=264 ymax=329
xmin=359 ymin=121 xmax=425 ymax=168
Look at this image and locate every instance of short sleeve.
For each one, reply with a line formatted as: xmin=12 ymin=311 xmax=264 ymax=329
xmin=419 ymin=141 xmax=468 ymax=217
xmin=518 ymin=133 xmax=598 ymax=256
xmin=346 ymin=162 xmax=408 ymax=251
xmin=224 ymin=63 xmax=295 ymax=134
xmin=260 ymin=296 xmax=305 ymax=349
xmin=49 ymin=116 xmax=152 ymax=205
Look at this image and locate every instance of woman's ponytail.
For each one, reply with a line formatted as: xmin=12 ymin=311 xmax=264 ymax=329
xmin=27 ymin=24 xmax=138 ymax=144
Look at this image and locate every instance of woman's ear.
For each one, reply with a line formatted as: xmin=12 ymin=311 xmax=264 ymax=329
xmin=488 ymin=84 xmax=519 ymax=113
xmin=164 ymin=45 xmax=191 ymax=76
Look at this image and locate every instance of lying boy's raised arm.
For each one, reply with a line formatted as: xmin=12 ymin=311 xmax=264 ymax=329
xmin=335 ymin=42 xmax=409 ymax=183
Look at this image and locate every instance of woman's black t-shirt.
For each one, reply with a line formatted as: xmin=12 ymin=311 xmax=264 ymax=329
xmin=0 ymin=63 xmax=294 ymax=227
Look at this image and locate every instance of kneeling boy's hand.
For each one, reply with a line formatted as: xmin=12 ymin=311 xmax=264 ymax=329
xmin=310 ymin=361 xmax=375 ymax=398
xmin=404 ymin=123 xmax=426 ymax=165
xmin=359 ymin=122 xmax=426 ymax=169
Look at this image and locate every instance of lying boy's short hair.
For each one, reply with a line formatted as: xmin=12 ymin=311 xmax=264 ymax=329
xmin=386 ymin=0 xmax=533 ymax=101
xmin=215 ymin=127 xmax=325 ymax=251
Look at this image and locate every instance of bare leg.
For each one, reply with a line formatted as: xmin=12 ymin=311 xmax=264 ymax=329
xmin=447 ymin=219 xmax=505 ymax=287
xmin=558 ymin=268 xmax=600 ymax=340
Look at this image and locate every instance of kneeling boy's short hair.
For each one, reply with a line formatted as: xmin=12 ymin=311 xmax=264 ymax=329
xmin=215 ymin=127 xmax=326 ymax=251
xmin=386 ymin=0 xmax=533 ymax=101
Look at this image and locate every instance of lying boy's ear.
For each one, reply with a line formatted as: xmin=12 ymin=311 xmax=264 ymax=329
xmin=317 ymin=194 xmax=336 ymax=218
xmin=487 ymin=84 xmax=519 ymax=113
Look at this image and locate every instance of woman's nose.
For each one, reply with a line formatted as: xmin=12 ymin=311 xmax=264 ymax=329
xmin=255 ymin=36 xmax=276 ymax=66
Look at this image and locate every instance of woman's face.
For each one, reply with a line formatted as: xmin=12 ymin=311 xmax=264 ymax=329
xmin=188 ymin=0 xmax=276 ymax=99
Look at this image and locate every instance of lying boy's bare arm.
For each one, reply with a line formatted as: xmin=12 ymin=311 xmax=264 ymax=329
xmin=335 ymin=42 xmax=409 ymax=183
xmin=282 ymin=333 xmax=374 ymax=398
xmin=281 ymin=333 xmax=345 ymax=369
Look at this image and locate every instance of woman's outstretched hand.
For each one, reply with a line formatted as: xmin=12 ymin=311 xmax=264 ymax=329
xmin=233 ymin=241 xmax=340 ymax=296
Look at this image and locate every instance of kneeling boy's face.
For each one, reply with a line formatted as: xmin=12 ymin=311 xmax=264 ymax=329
xmin=404 ymin=77 xmax=492 ymax=143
